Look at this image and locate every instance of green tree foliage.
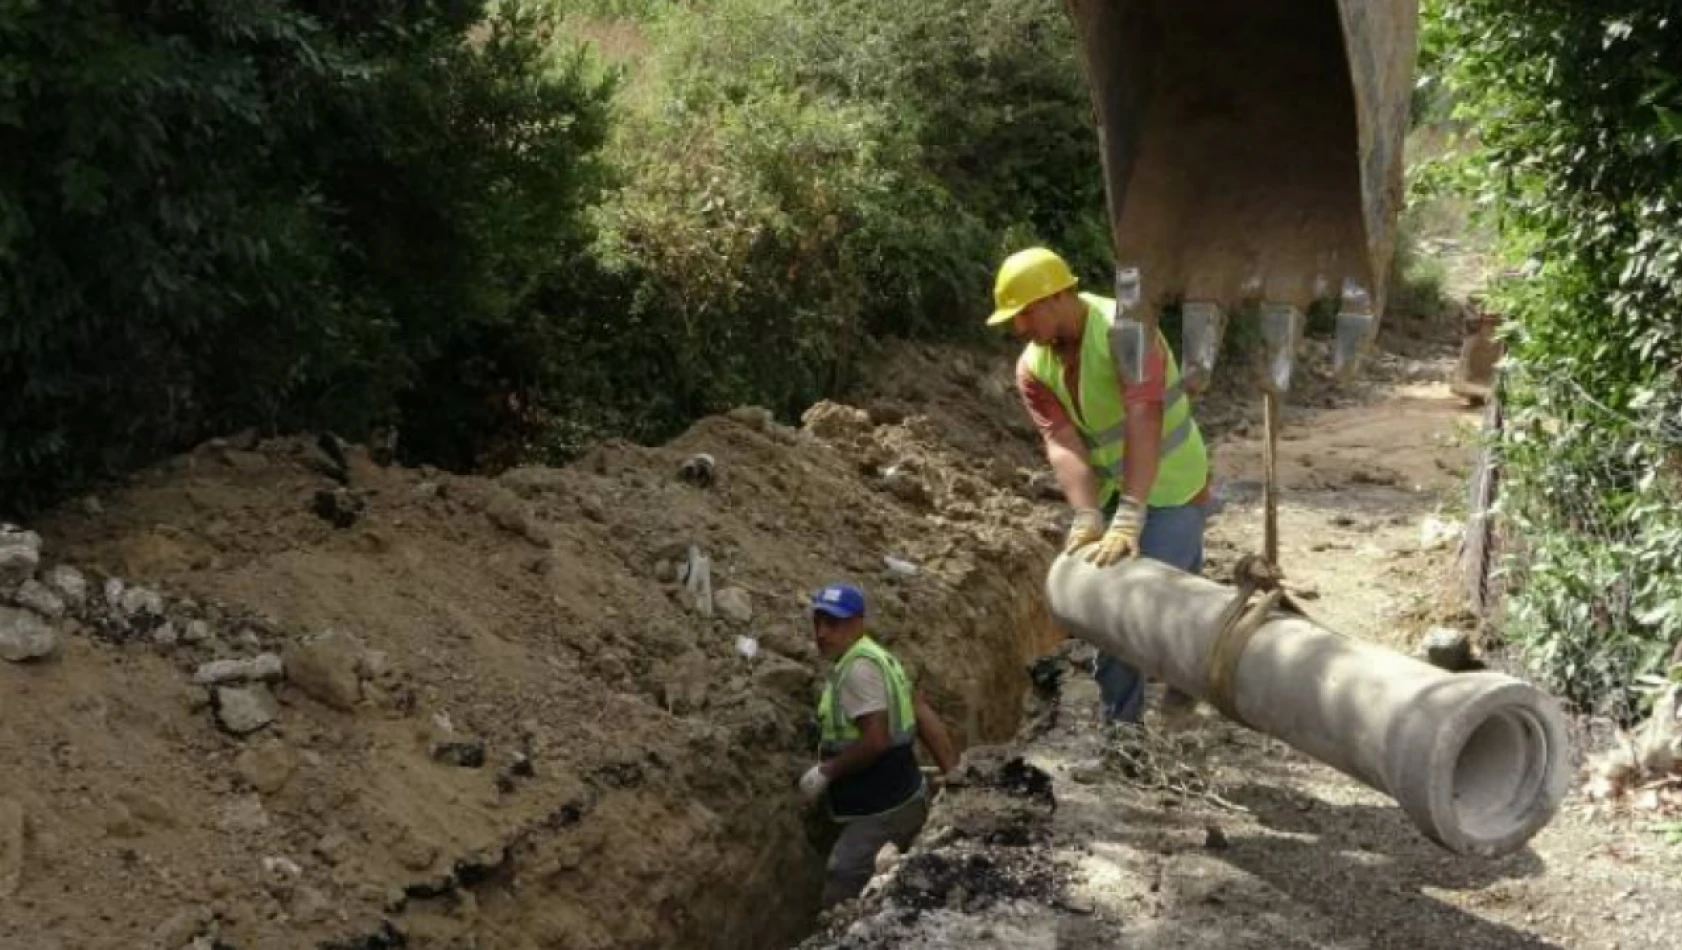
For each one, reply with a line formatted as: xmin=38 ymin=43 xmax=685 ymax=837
xmin=560 ymin=0 xmax=1106 ymax=450
xmin=0 ymin=0 xmax=614 ymax=511
xmin=1426 ymin=0 xmax=1682 ymax=715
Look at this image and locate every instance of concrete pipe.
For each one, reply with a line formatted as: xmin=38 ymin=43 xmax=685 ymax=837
xmin=1045 ymin=555 xmax=1572 ymax=857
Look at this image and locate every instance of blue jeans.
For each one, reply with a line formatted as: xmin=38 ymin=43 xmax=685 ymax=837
xmin=1093 ymin=500 xmax=1208 ymax=724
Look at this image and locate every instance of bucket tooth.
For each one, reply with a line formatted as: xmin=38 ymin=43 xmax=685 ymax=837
xmin=1333 ymin=278 xmax=1377 ymax=379
xmin=1111 ymin=265 xmax=1147 ymax=384
xmin=1259 ymin=302 xmax=1302 ymax=395
xmin=1180 ymin=302 xmax=1225 ymax=394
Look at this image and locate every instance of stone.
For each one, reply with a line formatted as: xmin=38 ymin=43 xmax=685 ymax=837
xmin=235 ymin=741 xmax=299 ymax=795
xmin=0 ymin=606 xmax=58 ymax=662
xmin=714 ymin=587 xmax=754 ymax=625
xmin=432 ymin=740 xmax=486 ymax=768
xmin=290 ymin=885 xmax=333 ymax=924
xmin=484 ymin=489 xmax=549 ymax=548
xmin=152 ymin=621 xmax=180 ymax=647
xmin=357 ymin=649 xmax=392 ymax=680
xmin=313 ymin=832 xmax=350 ymax=866
xmin=0 ymin=527 xmax=41 ymax=591
xmin=726 ymin=405 xmax=775 ymax=431
xmin=11 ymin=579 xmax=64 ymax=620
xmin=752 ymin=654 xmax=812 ymax=698
xmin=193 ymin=653 xmax=284 ymax=686
xmin=497 ymin=466 xmax=569 ymax=498
xmin=311 ymin=487 xmax=365 ymax=529
xmin=285 ymin=630 xmax=364 ymax=710
xmin=215 ymin=795 xmax=270 ymax=834
xmin=0 ymin=797 xmax=23 ymax=897
xmin=182 ymin=619 xmax=211 ymax=644
xmin=41 ymin=565 xmax=87 ymax=609
xmin=215 ymin=685 xmax=279 ymax=735
xmin=1424 ymin=627 xmax=1476 ymax=672
xmin=150 ymin=906 xmax=210 ymax=949
xmin=118 ymin=585 xmax=164 ymax=619
xmin=116 ymin=789 xmax=178 ymax=829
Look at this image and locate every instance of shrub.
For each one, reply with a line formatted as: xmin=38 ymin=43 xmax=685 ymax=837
xmin=1428 ymin=0 xmax=1682 ymax=717
xmin=0 ymin=1 xmax=615 ymax=511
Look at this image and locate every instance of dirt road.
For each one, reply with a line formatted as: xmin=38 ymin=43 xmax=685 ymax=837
xmin=801 ymin=344 xmax=1682 ymax=950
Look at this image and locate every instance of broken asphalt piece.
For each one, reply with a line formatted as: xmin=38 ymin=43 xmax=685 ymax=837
xmin=677 ymin=452 xmax=715 ymax=488
xmin=432 ymin=740 xmax=486 ymax=768
xmin=312 ymin=487 xmax=365 ymax=529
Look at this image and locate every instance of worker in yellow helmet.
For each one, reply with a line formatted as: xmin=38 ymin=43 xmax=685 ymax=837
xmin=988 ymin=247 xmax=1212 ymax=725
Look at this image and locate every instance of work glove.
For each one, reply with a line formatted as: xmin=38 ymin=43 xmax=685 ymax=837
xmin=1083 ymin=497 xmax=1145 ymax=568
xmin=1064 ymin=507 xmax=1107 ymax=555
xmin=798 ymin=764 xmax=831 ymax=803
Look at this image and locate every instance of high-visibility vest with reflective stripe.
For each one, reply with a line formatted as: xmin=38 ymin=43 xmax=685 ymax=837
xmin=817 ymin=635 xmax=924 ymax=820
xmin=818 ymin=636 xmax=917 ymax=754
xmin=1024 ymin=292 xmax=1209 ymax=508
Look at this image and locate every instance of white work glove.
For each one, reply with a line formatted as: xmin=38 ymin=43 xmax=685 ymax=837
xmin=798 ymin=764 xmax=831 ymax=803
xmin=1064 ymin=507 xmax=1107 ymax=554
xmin=1084 ymin=497 xmax=1145 ymax=568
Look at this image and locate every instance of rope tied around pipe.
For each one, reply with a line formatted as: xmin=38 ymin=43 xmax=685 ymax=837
xmin=1205 ymin=554 xmax=1311 ymax=726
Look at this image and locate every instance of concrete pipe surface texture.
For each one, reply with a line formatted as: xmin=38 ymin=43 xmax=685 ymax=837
xmin=1045 ymin=554 xmax=1572 ymax=857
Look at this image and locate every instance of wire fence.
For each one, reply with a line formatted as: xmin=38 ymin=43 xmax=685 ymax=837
xmin=1462 ymin=368 xmax=1682 ymax=723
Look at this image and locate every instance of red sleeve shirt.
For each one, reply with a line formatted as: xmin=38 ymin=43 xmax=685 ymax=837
xmin=1016 ymin=336 xmax=1169 ymax=439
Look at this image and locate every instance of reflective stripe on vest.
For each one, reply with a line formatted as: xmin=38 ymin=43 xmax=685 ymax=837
xmin=1024 ymin=293 xmax=1210 ymax=508
xmin=817 ymin=636 xmax=916 ymax=756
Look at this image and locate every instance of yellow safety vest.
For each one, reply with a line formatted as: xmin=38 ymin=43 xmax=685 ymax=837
xmin=817 ymin=635 xmax=917 ymax=755
xmin=1024 ymin=292 xmax=1209 ymax=508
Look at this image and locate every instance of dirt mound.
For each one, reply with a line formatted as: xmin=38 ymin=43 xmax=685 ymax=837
xmin=0 ymin=351 xmax=1067 ymax=950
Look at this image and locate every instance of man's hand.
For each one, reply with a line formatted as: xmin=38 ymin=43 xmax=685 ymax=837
xmin=1064 ymin=507 xmax=1107 ymax=554
xmin=1083 ymin=497 xmax=1145 ymax=567
xmin=798 ymin=764 xmax=831 ymax=803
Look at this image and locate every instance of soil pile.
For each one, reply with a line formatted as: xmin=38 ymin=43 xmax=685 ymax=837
xmin=0 ymin=353 xmax=1066 ymax=950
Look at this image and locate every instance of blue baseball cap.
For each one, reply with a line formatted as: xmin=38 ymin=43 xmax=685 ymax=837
xmin=810 ymin=582 xmax=866 ymax=620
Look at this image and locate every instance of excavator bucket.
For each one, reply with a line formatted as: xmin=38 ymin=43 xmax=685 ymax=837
xmin=1065 ymin=0 xmax=1418 ymax=385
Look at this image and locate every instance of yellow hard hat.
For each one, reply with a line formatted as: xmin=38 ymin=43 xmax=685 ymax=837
xmin=986 ymin=247 xmax=1077 ymax=327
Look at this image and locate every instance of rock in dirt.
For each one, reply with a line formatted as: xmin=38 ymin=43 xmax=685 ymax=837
xmin=432 ymin=739 xmax=486 ymax=768
xmin=312 ymin=487 xmax=365 ymax=529
xmin=714 ymin=586 xmax=754 ymax=624
xmin=498 ymin=466 xmax=568 ymax=498
xmin=727 ymin=405 xmax=775 ymax=431
xmin=0 ymin=797 xmax=23 ymax=897
xmin=483 ymin=488 xmax=550 ymax=548
xmin=0 ymin=527 xmax=41 ymax=592
xmin=284 ymin=630 xmax=363 ymax=710
xmin=214 ymin=684 xmax=280 ymax=735
xmin=41 ymin=565 xmax=86 ymax=610
xmin=118 ymin=585 xmax=164 ymax=619
xmin=236 ymin=741 xmax=299 ymax=794
xmin=677 ymin=453 xmax=716 ymax=488
xmin=149 ymin=906 xmax=210 ymax=949
xmin=752 ymin=654 xmax=812 ymax=698
xmin=10 ymin=579 xmax=65 ymax=620
xmin=1423 ymin=627 xmax=1476 ymax=672
xmin=193 ymin=653 xmax=284 ymax=686
xmin=801 ymin=401 xmax=872 ymax=441
xmin=0 ymin=606 xmax=58 ymax=662
xmin=215 ymin=795 xmax=271 ymax=834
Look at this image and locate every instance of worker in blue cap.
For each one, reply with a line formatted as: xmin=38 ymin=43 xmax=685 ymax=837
xmin=798 ymin=581 xmax=958 ymax=908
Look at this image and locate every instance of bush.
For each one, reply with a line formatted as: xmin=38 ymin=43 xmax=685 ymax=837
xmin=1428 ymin=0 xmax=1682 ymax=717
xmin=551 ymin=0 xmax=1107 ymax=451
xmin=0 ymin=1 xmax=615 ymax=512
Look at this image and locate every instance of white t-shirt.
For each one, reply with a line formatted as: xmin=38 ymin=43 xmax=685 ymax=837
xmin=836 ymin=656 xmax=889 ymax=721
